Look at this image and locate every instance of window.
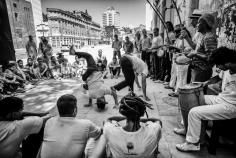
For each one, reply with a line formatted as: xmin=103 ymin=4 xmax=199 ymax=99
xmin=13 ymin=3 xmax=17 ymax=8
xmin=14 ymin=13 xmax=18 ymax=21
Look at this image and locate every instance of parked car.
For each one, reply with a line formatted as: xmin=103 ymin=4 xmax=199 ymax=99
xmin=61 ymin=45 xmax=69 ymax=52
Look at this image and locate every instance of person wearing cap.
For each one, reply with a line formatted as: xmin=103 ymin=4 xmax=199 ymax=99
xmin=181 ymin=10 xmax=203 ymax=51
xmin=26 ymin=35 xmax=37 ymax=61
xmin=176 ymin=47 xmax=236 ymax=152
xmin=38 ymin=94 xmax=102 ymax=158
xmin=184 ymin=13 xmax=217 ymax=82
xmin=90 ymin=92 xmax=161 ymax=158
xmin=174 ymin=13 xmax=218 ymax=136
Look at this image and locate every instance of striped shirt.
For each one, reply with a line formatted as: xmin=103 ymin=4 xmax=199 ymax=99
xmin=191 ymin=32 xmax=217 ymax=70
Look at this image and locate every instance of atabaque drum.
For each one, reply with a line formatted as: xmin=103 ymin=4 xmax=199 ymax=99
xmin=178 ymin=83 xmax=205 ymax=130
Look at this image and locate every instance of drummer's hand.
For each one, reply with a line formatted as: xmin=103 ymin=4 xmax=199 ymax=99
xmin=187 ymin=52 xmax=197 ymax=58
xmin=184 ymin=47 xmax=192 ymax=52
xmin=181 ymin=30 xmax=190 ymax=39
xmin=202 ymin=81 xmax=208 ymax=87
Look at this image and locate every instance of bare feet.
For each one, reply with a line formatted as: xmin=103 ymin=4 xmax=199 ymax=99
xmin=144 ymin=96 xmax=151 ymax=101
xmin=111 ymin=87 xmax=118 ymax=106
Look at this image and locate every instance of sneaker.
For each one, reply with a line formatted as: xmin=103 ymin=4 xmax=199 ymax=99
xmin=174 ymin=128 xmax=186 ymax=136
xmin=163 ymin=82 xmax=169 ymax=85
xmin=176 ymin=142 xmax=200 ymax=152
xmin=154 ymin=80 xmax=164 ymax=83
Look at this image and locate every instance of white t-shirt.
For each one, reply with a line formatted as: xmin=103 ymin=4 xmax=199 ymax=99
xmin=103 ymin=121 xmax=161 ymax=158
xmin=39 ymin=117 xmax=101 ymax=158
xmin=218 ymin=70 xmax=236 ymax=105
xmin=151 ymin=36 xmax=163 ymax=48
xmin=0 ymin=117 xmax=43 ymax=158
xmin=86 ymin=71 xmax=111 ymax=99
xmin=124 ymin=54 xmax=148 ymax=76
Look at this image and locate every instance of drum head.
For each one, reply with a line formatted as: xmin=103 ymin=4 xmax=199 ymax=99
xmin=175 ymin=55 xmax=191 ymax=65
xmin=180 ymin=83 xmax=202 ymax=89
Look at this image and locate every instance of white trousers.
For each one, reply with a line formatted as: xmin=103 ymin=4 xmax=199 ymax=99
xmin=175 ymin=64 xmax=189 ymax=93
xmin=169 ymin=58 xmax=177 ymax=88
xmin=186 ymin=95 xmax=236 ymax=143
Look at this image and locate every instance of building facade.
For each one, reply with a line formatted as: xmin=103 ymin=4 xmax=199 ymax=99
xmin=5 ymin=0 xmax=36 ymax=50
xmin=102 ymin=7 xmax=120 ymax=29
xmin=147 ymin=0 xmax=224 ymax=37
xmin=47 ymin=8 xmax=101 ymax=49
xmin=26 ymin=0 xmax=43 ymax=46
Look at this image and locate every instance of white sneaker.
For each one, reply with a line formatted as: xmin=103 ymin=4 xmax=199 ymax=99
xmin=174 ymin=128 xmax=186 ymax=136
xmin=176 ymin=142 xmax=200 ymax=152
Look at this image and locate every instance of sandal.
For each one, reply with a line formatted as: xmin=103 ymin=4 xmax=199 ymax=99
xmin=176 ymin=142 xmax=200 ymax=152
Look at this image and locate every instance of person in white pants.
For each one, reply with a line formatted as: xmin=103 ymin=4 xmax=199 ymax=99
xmin=176 ymin=47 xmax=236 ymax=152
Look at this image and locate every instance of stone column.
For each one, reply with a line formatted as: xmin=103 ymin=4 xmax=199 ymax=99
xmin=153 ymin=0 xmax=158 ymax=29
xmin=0 ymin=0 xmax=16 ymax=68
xmin=160 ymin=0 xmax=166 ymax=39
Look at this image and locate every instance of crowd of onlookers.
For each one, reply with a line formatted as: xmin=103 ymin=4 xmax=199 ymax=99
xmin=1 ymin=7 xmax=236 ymax=158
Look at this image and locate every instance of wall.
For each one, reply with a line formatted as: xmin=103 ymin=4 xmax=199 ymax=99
xmin=6 ymin=0 xmax=36 ymax=50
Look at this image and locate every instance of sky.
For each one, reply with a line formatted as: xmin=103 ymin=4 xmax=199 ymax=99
xmin=41 ymin=0 xmax=146 ymax=27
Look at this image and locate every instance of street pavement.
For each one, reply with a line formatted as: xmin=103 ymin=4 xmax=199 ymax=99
xmin=17 ymin=45 xmax=235 ymax=158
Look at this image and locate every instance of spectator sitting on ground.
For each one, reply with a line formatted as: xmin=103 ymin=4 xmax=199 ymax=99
xmin=108 ymin=57 xmax=120 ymax=79
xmin=37 ymin=57 xmax=50 ymax=79
xmin=72 ymin=55 xmax=83 ymax=77
xmin=17 ymin=59 xmax=38 ymax=84
xmin=38 ymin=94 xmax=102 ymax=158
xmin=4 ymin=61 xmax=26 ymax=88
xmin=50 ymin=56 xmax=61 ymax=78
xmin=0 ymin=65 xmax=21 ymax=95
xmin=60 ymin=58 xmax=72 ymax=78
xmin=57 ymin=52 xmax=67 ymax=64
xmin=0 ymin=97 xmax=51 ymax=158
xmin=25 ymin=57 xmax=41 ymax=80
xmin=91 ymin=92 xmax=162 ymax=158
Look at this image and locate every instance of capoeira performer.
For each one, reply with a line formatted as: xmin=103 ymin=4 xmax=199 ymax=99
xmin=70 ymin=47 xmax=118 ymax=109
xmin=111 ymin=54 xmax=151 ymax=102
